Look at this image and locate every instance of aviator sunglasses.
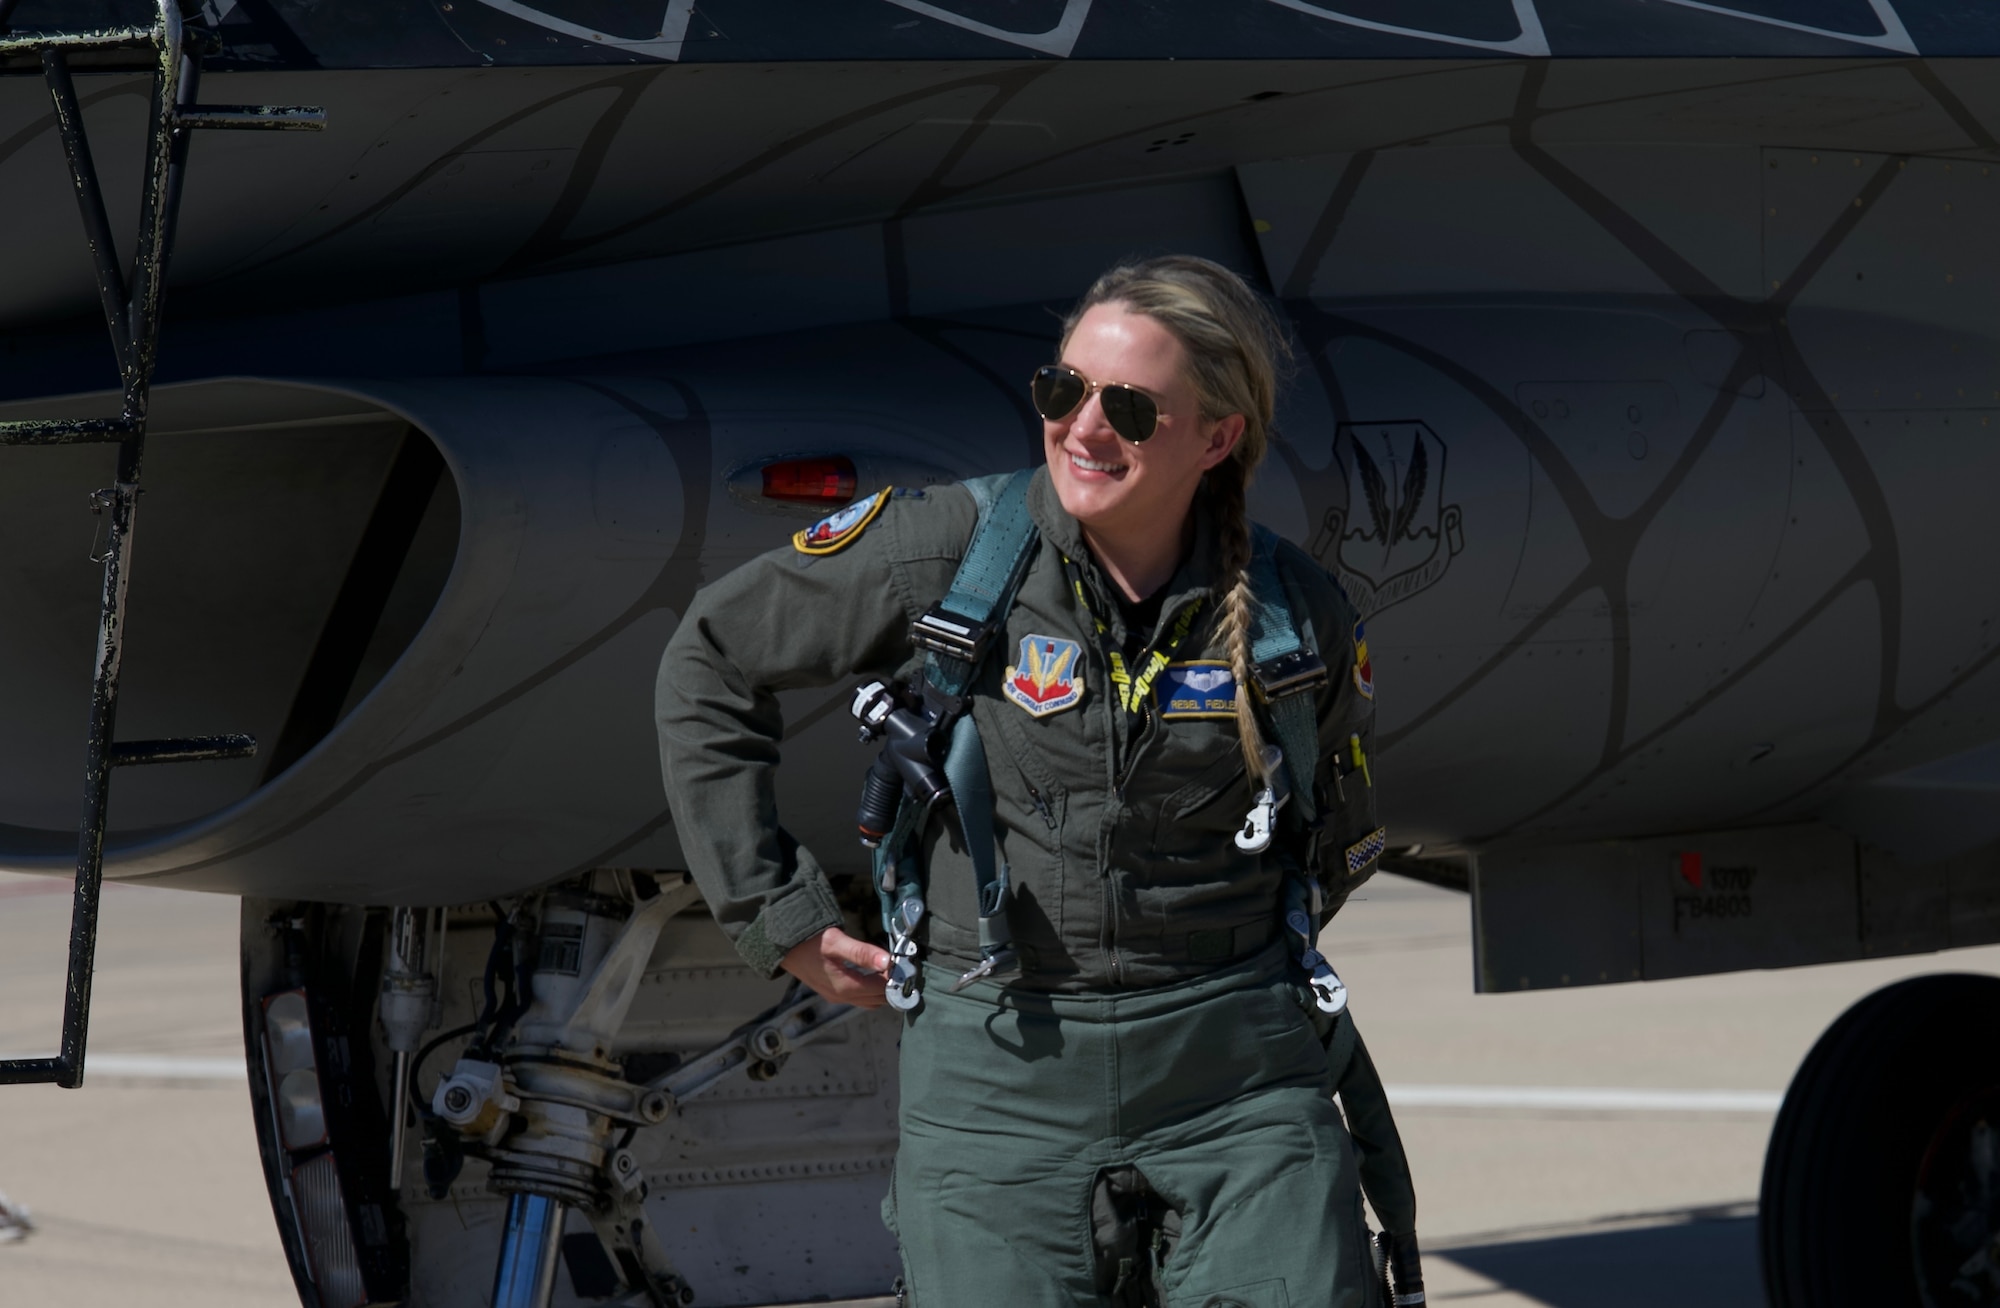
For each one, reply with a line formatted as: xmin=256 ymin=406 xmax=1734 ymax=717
xmin=1029 ymin=364 xmax=1161 ymax=444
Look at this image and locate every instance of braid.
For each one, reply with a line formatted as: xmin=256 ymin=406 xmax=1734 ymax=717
xmin=1208 ymin=460 xmax=1270 ymax=783
xmin=1058 ymin=255 xmax=1293 ymax=783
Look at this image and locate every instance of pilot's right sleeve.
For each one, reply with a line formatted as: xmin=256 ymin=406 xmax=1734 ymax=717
xmin=654 ymin=488 xmax=974 ymax=977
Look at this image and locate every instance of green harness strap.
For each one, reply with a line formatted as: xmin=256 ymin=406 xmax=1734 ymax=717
xmin=1244 ymin=525 xmax=1323 ymax=822
xmin=877 ymin=470 xmax=1040 ymax=1011
xmin=1242 ymin=525 xmax=1349 ymax=1015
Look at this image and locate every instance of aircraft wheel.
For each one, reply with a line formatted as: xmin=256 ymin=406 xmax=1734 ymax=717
xmin=1760 ymin=973 xmax=2000 ymax=1308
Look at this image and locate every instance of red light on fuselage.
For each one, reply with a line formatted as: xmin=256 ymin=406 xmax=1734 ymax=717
xmin=762 ymin=457 xmax=857 ymax=505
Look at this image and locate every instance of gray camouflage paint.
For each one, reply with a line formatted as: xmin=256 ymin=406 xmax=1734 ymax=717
xmin=0 ymin=55 xmax=1995 ymax=905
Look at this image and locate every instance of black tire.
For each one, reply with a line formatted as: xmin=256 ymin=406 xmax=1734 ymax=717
xmin=1761 ymin=973 xmax=2000 ymax=1308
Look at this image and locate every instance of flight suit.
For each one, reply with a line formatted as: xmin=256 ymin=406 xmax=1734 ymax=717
xmin=657 ymin=467 xmax=1389 ymax=1307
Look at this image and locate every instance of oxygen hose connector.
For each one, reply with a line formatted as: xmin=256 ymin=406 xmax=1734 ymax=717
xmin=1376 ymin=1229 xmax=1425 ymax=1306
xmin=850 ymin=680 xmax=951 ymax=846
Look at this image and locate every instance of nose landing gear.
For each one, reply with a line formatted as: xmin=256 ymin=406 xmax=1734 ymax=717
xmin=430 ymin=874 xmax=695 ymax=1308
xmin=422 ymin=873 xmax=859 ymax=1308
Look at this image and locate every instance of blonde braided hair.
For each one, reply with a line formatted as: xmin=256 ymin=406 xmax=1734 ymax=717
xmin=1060 ymin=256 xmax=1294 ymax=782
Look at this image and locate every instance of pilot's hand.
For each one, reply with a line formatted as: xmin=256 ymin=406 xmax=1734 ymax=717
xmin=781 ymin=925 xmax=890 ymax=1009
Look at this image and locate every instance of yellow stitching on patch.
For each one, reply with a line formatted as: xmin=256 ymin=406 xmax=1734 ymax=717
xmin=1157 ymin=659 xmax=1238 ymax=719
xmin=792 ymin=488 xmax=892 ymax=556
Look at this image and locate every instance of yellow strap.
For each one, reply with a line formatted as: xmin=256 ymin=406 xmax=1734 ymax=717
xmin=1064 ymin=555 xmax=1205 ymax=715
xmin=1115 ymin=603 xmax=1201 ymax=714
xmin=1069 ymin=571 xmax=1109 ymax=636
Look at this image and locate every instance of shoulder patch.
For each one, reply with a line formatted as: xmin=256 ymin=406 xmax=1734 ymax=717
xmin=1004 ymin=634 xmax=1085 ymax=718
xmin=1351 ymin=619 xmax=1374 ymax=701
xmin=793 ymin=488 xmax=891 ymax=556
xmin=1157 ymin=660 xmax=1238 ymax=720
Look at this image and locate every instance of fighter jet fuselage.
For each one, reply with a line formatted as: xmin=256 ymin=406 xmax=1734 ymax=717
xmin=3 ymin=4 xmax=1997 ymax=1305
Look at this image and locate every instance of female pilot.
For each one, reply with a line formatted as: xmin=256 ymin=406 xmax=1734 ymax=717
xmin=657 ymin=256 xmax=1414 ymax=1307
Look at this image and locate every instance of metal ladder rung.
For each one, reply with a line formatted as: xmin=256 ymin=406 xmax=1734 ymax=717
xmin=0 ymin=25 xmax=154 ymax=57
xmin=175 ymin=105 xmax=326 ymax=132
xmin=0 ymin=417 xmax=138 ymax=445
xmin=0 ymin=0 xmax=320 ymax=1092
xmin=109 ymin=735 xmax=258 ymax=768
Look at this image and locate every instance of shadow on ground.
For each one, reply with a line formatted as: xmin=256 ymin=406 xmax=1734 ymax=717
xmin=1435 ymin=1210 xmax=1762 ymax=1307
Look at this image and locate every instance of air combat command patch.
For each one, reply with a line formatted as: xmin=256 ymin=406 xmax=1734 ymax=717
xmin=793 ymin=488 xmax=891 ymax=556
xmin=1157 ymin=661 xmax=1238 ymax=720
xmin=1004 ymin=634 xmax=1084 ymax=717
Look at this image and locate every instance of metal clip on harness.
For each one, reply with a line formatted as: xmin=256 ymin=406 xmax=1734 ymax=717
xmin=1236 ymin=745 xmax=1292 ymax=855
xmin=911 ymin=602 xmax=998 ymax=665
xmin=1253 ymin=648 xmax=1329 ymax=701
xmin=884 ymin=888 xmax=926 ymax=1012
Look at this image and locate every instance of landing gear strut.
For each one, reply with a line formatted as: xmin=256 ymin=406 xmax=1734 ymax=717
xmin=422 ymin=872 xmax=859 ymax=1308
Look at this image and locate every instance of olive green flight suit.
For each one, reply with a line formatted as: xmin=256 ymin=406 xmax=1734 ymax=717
xmin=656 ymin=468 xmax=1391 ymax=1307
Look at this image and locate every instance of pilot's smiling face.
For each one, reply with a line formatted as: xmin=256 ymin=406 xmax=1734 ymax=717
xmin=1044 ymin=302 xmax=1241 ymax=554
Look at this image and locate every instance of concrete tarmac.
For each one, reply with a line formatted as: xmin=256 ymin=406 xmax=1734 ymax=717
xmin=3 ymin=868 xmax=1998 ymax=1307
xmin=0 ymin=874 xmax=292 ymax=1308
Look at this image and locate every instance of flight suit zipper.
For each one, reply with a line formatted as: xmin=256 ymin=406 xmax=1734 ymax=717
xmin=1103 ymin=701 xmax=1156 ymax=989
xmin=1060 ymin=553 xmax=1197 ymax=990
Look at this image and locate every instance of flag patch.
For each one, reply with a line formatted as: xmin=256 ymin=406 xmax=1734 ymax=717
xmin=1352 ymin=619 xmax=1374 ymax=700
xmin=1345 ymin=827 xmax=1387 ymax=876
xmin=793 ymin=488 xmax=890 ymax=556
xmin=1157 ymin=661 xmax=1239 ymax=720
xmin=1004 ymin=634 xmax=1085 ymax=718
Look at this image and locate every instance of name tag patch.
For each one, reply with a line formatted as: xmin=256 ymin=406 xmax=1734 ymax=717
xmin=1157 ymin=660 xmax=1238 ymax=720
xmin=1004 ymin=634 xmax=1085 ymax=717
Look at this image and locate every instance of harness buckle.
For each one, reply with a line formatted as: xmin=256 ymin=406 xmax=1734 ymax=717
xmin=911 ymin=603 xmax=997 ymax=664
xmin=1252 ymin=649 xmax=1328 ymax=701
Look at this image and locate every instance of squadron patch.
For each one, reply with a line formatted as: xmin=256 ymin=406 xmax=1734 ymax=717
xmin=792 ymin=488 xmax=891 ymax=556
xmin=1157 ymin=661 xmax=1238 ymax=720
xmin=1004 ymin=634 xmax=1085 ymax=718
xmin=1351 ymin=619 xmax=1374 ymax=701
xmin=1345 ymin=827 xmax=1388 ymax=877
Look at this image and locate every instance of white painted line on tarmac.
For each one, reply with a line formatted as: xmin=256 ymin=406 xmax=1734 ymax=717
xmin=0 ymin=1054 xmax=246 ymax=1082
xmin=1385 ymin=1084 xmax=1783 ymax=1113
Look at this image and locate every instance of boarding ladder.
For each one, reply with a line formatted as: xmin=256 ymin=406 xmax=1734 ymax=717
xmin=0 ymin=0 xmax=322 ymax=1088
